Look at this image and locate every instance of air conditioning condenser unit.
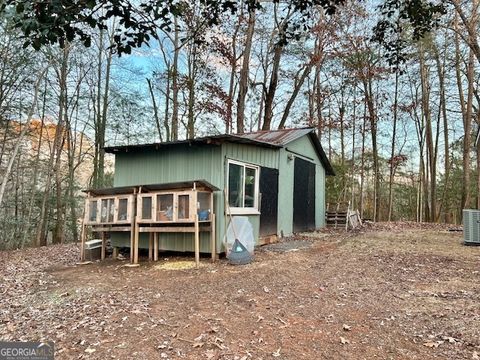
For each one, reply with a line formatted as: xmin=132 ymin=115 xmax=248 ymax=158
xmin=463 ymin=209 xmax=480 ymax=245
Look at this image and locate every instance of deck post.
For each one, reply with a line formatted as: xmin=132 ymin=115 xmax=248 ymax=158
xmin=134 ymin=218 xmax=139 ymax=264
xmin=80 ymin=194 xmax=89 ymax=261
xmin=101 ymin=231 xmax=106 ymax=260
xmin=130 ymin=229 xmax=134 ymax=263
xmin=211 ymin=214 xmax=216 ymax=262
xmin=148 ymin=233 xmax=153 ymax=261
xmin=130 ymin=188 xmax=137 ymax=264
xmin=80 ymin=224 xmax=86 ymax=261
xmin=112 ymin=247 xmax=118 ymax=260
xmin=154 ymin=233 xmax=158 ymax=261
xmin=194 ymin=214 xmax=200 ymax=268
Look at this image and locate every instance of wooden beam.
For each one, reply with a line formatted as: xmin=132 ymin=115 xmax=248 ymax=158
xmin=154 ymin=233 xmax=158 ymax=262
xmin=138 ymin=226 xmax=211 ymax=233
xmin=114 ymin=198 xmax=119 ymax=223
xmin=134 ymin=219 xmax=139 ymax=264
xmin=148 ymin=233 xmax=153 ymax=261
xmin=80 ymin=195 xmax=89 ymax=261
xmin=89 ymin=226 xmax=132 ymax=232
xmin=101 ymin=231 xmax=106 ymax=260
xmin=130 ymin=217 xmax=135 ymax=263
xmin=211 ymin=214 xmax=216 ymax=262
xmin=113 ymin=247 xmax=119 ymax=260
xmin=80 ymin=224 xmax=86 ymax=262
xmin=194 ymin=214 xmax=200 ymax=268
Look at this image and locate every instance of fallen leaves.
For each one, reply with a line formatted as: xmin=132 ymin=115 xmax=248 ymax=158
xmin=423 ymin=341 xmax=442 ymax=348
xmin=442 ymin=336 xmax=458 ymax=344
xmin=272 ymin=347 xmax=282 ymax=357
xmin=192 ymin=341 xmax=204 ymax=348
xmin=0 ymin=228 xmax=478 ymax=360
xmin=205 ymin=349 xmax=215 ymax=359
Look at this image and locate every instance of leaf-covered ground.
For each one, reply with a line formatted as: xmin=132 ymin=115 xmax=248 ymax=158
xmin=1 ymin=224 xmax=479 ymax=359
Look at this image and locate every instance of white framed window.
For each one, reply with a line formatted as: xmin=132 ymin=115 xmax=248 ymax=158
xmin=227 ymin=159 xmax=260 ymax=214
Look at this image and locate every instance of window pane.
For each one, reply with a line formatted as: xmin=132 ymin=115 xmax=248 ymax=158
xmin=108 ymin=199 xmax=115 ymax=222
xmin=118 ymin=198 xmax=128 ymax=221
xmin=244 ymin=167 xmax=256 ymax=207
xmin=101 ymin=199 xmax=108 ymax=222
xmin=228 ymin=163 xmax=244 ymax=207
xmin=197 ymin=192 xmax=210 ymax=221
xmin=142 ymin=196 xmax=152 ymax=219
xmin=89 ymin=200 xmax=97 ymax=222
xmin=178 ymin=195 xmax=190 ymax=220
xmin=157 ymin=194 xmax=173 ymax=221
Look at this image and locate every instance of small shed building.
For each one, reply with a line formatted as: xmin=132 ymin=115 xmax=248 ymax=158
xmin=103 ymin=127 xmax=334 ymax=255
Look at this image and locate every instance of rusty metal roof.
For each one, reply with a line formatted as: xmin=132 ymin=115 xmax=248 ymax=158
xmin=238 ymin=128 xmax=334 ymax=176
xmin=238 ymin=127 xmax=314 ymax=146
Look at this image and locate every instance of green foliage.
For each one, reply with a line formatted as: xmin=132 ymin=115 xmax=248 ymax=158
xmin=326 ymin=161 xmax=351 ymax=203
xmin=1 ymin=0 xmax=446 ymax=57
xmin=372 ymin=0 xmax=447 ymax=65
xmin=103 ymin=172 xmax=114 ymax=188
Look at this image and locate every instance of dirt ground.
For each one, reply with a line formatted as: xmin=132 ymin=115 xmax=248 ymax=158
xmin=1 ymin=223 xmax=479 ymax=359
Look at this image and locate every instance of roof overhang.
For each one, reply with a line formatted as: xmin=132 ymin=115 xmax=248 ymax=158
xmin=84 ymin=180 xmax=220 ymax=196
xmin=104 ymin=135 xmax=280 ymax=154
xmin=306 ymin=131 xmax=335 ymax=176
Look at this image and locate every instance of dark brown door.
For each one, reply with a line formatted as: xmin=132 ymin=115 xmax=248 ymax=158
xmin=259 ymin=167 xmax=278 ymax=236
xmin=293 ymin=157 xmax=316 ymax=232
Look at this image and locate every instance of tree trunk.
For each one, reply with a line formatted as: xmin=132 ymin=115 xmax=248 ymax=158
xmin=363 ymin=78 xmax=380 ymax=221
xmin=164 ymin=62 xmax=171 ymax=142
xmin=0 ymin=66 xmax=48 ymax=207
xmin=476 ymin=105 xmax=480 ymax=209
xmin=52 ymin=46 xmax=70 ymax=244
xmin=388 ymin=71 xmax=399 ymax=221
xmin=359 ymin=101 xmax=367 ymax=218
xmin=187 ymin=44 xmax=196 ymax=139
xmin=171 ymin=16 xmax=180 ymax=140
xmin=92 ymin=29 xmax=103 ymax=188
xmin=147 ymin=78 xmax=163 ymax=142
xmin=339 ymin=88 xmax=345 ymax=167
xmin=477 ymin=110 xmax=480 ymax=209
xmin=236 ymin=8 xmax=256 ymax=134
xmin=65 ymin=118 xmax=78 ymax=243
xmin=433 ymin=37 xmax=451 ymax=222
xmin=452 ymin=0 xmax=480 ymax=65
xmin=315 ymin=66 xmax=323 ymax=140
xmin=462 ymin=48 xmax=474 ymax=210
xmin=22 ymin=75 xmax=48 ymax=247
xmin=278 ymin=63 xmax=313 ymax=129
xmin=262 ymin=43 xmax=283 ymax=130
xmin=419 ymin=43 xmax=435 ymax=222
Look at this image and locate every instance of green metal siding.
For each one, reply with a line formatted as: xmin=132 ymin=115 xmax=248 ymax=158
xmin=277 ymin=136 xmax=326 ymax=235
xmin=113 ymin=145 xmax=223 ymax=187
xmin=111 ymin=232 xmax=215 ymax=253
xmin=112 ymin=144 xmax=224 ymax=253
xmin=277 ymin=147 xmax=294 ymax=235
xmin=222 ymin=143 xmax=279 ymax=169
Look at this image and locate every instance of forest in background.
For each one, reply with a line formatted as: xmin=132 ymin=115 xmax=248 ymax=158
xmin=0 ymin=0 xmax=479 ymax=250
